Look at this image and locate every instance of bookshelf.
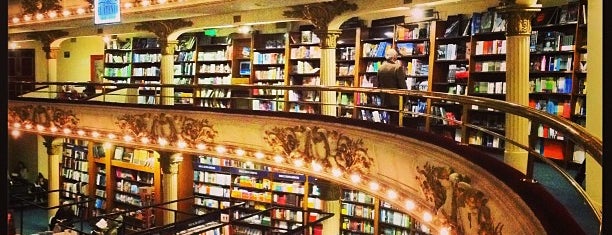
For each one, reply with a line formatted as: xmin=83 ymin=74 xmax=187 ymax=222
xmin=288 ymin=29 xmax=322 ymax=114
xmin=571 ymin=0 xmax=588 ymax=164
xmin=91 ymin=143 xmax=107 ymax=217
xmin=60 ymin=139 xmax=90 ymax=217
xmin=336 ymin=27 xmax=360 ymax=119
xmin=340 ymin=189 xmax=377 ymax=235
xmin=103 ymin=37 xmax=133 ymax=83
xmin=251 ymin=32 xmax=289 ymax=112
xmin=173 ymin=34 xmax=197 ymax=106
xmin=379 ymin=201 xmax=430 ymax=235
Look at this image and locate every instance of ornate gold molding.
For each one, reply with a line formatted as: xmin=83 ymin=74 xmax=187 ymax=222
xmin=8 ymin=104 xmax=80 ymax=129
xmin=159 ymin=152 xmax=183 ymax=174
xmin=26 ymin=30 xmax=69 ymax=58
xmin=134 ymin=19 xmax=193 ymax=54
xmin=43 ymin=135 xmax=63 ymax=156
xmin=318 ymin=30 xmax=341 ymax=49
xmin=498 ymin=4 xmax=541 ymax=36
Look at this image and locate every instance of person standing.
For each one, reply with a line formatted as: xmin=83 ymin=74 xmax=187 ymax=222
xmin=377 ymin=48 xmax=407 ymax=124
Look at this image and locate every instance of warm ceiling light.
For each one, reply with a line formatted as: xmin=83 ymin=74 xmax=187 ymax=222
xmin=77 ymin=130 xmax=85 ymax=136
xmin=196 ymin=143 xmax=206 ymax=150
xmin=215 ymin=145 xmax=227 ymax=154
xmin=92 ymin=131 xmax=100 ymax=138
xmin=62 ymin=128 xmax=71 ymax=134
xmin=411 ymin=8 xmax=425 ymax=19
xmin=237 ymin=25 xmax=252 ymax=34
xmin=423 ymin=211 xmax=433 ymax=222
xmin=158 ymin=0 xmax=167 ymax=4
xmin=48 ymin=11 xmax=58 ymax=18
xmin=50 ymin=126 xmax=58 ymax=132
xmin=35 ymin=13 xmax=44 ymax=20
xmin=36 ymin=125 xmax=45 ymax=131
xmin=141 ymin=0 xmax=151 ymax=6
xmin=235 ymin=149 xmax=245 ymax=156
xmin=62 ymin=10 xmax=71 ymax=16
xmin=107 ymin=133 xmax=116 ymax=139
xmin=12 ymin=17 xmax=20 ymax=23
xmin=254 ymin=152 xmax=265 ymax=159
xmin=273 ymin=155 xmax=284 ymax=163
xmin=24 ymin=15 xmax=32 ymax=21
xmin=350 ymin=174 xmax=361 ymax=183
xmin=124 ymin=2 xmax=134 ymax=8
xmin=387 ymin=190 xmax=397 ymax=199
xmin=76 ymin=8 xmax=86 ymax=15
xmin=103 ymin=142 xmax=112 ymax=149
xmin=331 ymin=168 xmax=342 ymax=177
xmin=25 ymin=124 xmax=33 ymax=130
xmin=405 ymin=199 xmax=416 ymax=211
xmin=140 ymin=137 xmax=150 ymax=144
xmin=311 ymin=161 xmax=322 ymax=172
xmin=369 ymin=182 xmax=379 ymax=190
xmin=13 ymin=123 xmax=21 ymax=128
xmin=293 ymin=159 xmax=304 ymax=167
xmin=177 ymin=140 xmax=187 ymax=148
xmin=439 ymin=227 xmax=451 ymax=235
xmin=124 ymin=135 xmax=133 ymax=142
xmin=158 ymin=138 xmax=168 ymax=146
xmin=9 ymin=42 xmax=19 ymax=49
xmin=11 ymin=130 xmax=21 ymax=137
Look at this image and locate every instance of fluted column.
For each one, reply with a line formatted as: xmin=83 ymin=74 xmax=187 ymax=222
xmin=45 ymin=46 xmax=60 ymax=99
xmin=317 ymin=30 xmax=341 ymax=116
xmin=159 ymin=152 xmax=183 ymax=225
xmin=160 ymin=40 xmax=177 ymax=105
xmin=318 ymin=182 xmax=341 ymax=234
xmin=500 ymin=3 xmax=540 ymax=175
xmin=43 ymin=136 xmax=63 ymax=218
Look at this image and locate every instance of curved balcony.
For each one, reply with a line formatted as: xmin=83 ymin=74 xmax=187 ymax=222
xmin=7 ymin=81 xmax=602 ymax=235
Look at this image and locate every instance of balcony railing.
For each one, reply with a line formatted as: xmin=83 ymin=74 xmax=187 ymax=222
xmin=8 ymin=81 xmax=603 ymax=234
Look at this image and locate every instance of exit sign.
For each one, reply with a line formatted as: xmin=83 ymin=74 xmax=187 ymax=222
xmin=94 ymin=0 xmax=121 ymax=25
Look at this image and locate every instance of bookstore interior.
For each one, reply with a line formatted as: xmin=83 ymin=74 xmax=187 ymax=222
xmin=6 ymin=0 xmax=603 ymax=234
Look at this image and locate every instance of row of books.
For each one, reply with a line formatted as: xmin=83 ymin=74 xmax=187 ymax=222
xmin=198 ymin=49 xmax=231 ymax=61
xmin=530 ymin=31 xmax=575 ymax=52
xmin=396 ymin=42 xmax=428 ymax=56
xmin=174 ymin=51 xmax=195 ymax=62
xmin=198 ymin=99 xmax=231 ymax=108
xmin=290 ymin=46 xmax=321 ymax=59
xmin=113 ymin=147 xmax=156 ymax=167
xmin=115 ymin=168 xmax=154 ymax=184
xmin=404 ymin=99 xmax=428 ymax=117
xmin=362 ymin=41 xmax=391 ymax=58
xmin=342 ymin=218 xmax=374 ymax=234
xmin=468 ymin=131 xmax=504 ymax=149
xmin=473 ymin=81 xmax=506 ymax=95
xmin=341 ymin=202 xmax=376 ymax=219
xmin=530 ymin=55 xmax=573 ymax=72
xmin=337 ymin=46 xmax=356 ymax=61
xmin=173 ymin=63 xmax=196 ymax=76
xmin=437 ymin=43 xmax=466 ymax=60
xmin=61 ymin=181 xmax=88 ymax=198
xmin=529 ymin=76 xmax=572 ymax=94
xmin=430 ymin=106 xmax=459 ymax=126
xmin=534 ymin=124 xmax=565 ymax=140
xmin=198 ymin=63 xmax=231 ymax=73
xmin=132 ymin=66 xmax=160 ymax=76
xmin=62 ymin=168 xmax=89 ymax=183
xmin=105 ymin=52 xmax=132 ymax=63
xmin=133 ymin=53 xmax=161 ymax=63
xmin=473 ymin=60 xmax=506 ymax=72
xmin=380 ymin=208 xmax=411 ymax=227
xmin=104 ymin=65 xmax=131 ymax=77
xmin=474 ymin=40 xmax=507 ymax=55
xmin=194 ymin=197 xmax=230 ymax=209
xmin=293 ymin=61 xmax=319 ymax=74
xmin=396 ymin=23 xmax=430 ymax=40
xmin=530 ymin=98 xmax=572 ymax=118
xmin=254 ymin=67 xmax=284 ymax=80
xmin=62 ymin=156 xmax=88 ymax=171
xmin=253 ymin=52 xmax=285 ymax=64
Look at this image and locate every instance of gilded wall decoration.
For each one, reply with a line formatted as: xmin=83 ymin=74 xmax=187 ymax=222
xmin=416 ymin=162 xmax=503 ymax=235
xmin=264 ymin=125 xmax=373 ymax=174
xmin=8 ymin=105 xmax=79 ymax=129
xmin=114 ymin=113 xmax=217 ymax=146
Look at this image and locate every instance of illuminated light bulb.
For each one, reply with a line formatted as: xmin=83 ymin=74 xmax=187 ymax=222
xmin=158 ymin=138 xmax=168 ymax=146
xmin=24 ymin=15 xmax=32 ymax=21
xmin=77 ymin=130 xmax=85 ymax=136
xmin=123 ymin=135 xmax=133 ymax=142
xmin=235 ymin=149 xmax=245 ymax=156
xmin=423 ymin=212 xmax=433 ymax=222
xmin=439 ymin=227 xmax=451 ymax=235
xmin=196 ymin=143 xmax=206 ymax=150
xmin=12 ymin=17 xmax=20 ymax=23
xmin=141 ymin=0 xmax=151 ymax=6
xmin=62 ymin=10 xmax=71 ymax=16
xmin=158 ymin=0 xmax=167 ymax=4
xmin=273 ymin=155 xmax=284 ymax=163
xmin=237 ymin=25 xmax=251 ymax=34
xmin=76 ymin=8 xmax=86 ymax=15
xmin=331 ymin=168 xmax=342 ymax=177
xmin=215 ymin=145 xmax=227 ymax=154
xmin=62 ymin=128 xmax=71 ymax=134
xmin=13 ymin=123 xmax=21 ymax=128
xmin=36 ymin=125 xmax=45 ymax=131
xmin=48 ymin=11 xmax=58 ymax=18
xmin=91 ymin=131 xmax=100 ymax=138
xmin=177 ymin=141 xmax=187 ymax=149
xmin=107 ymin=133 xmax=116 ymax=139
xmin=369 ymin=182 xmax=379 ymax=190
xmin=103 ymin=36 xmax=111 ymax=43
xmin=350 ymin=174 xmax=361 ymax=183
xmin=293 ymin=159 xmax=304 ymax=167
xmin=11 ymin=130 xmax=21 ymax=137
xmin=25 ymin=124 xmax=33 ymax=130
xmin=411 ymin=8 xmax=425 ymax=19
xmin=311 ymin=161 xmax=322 ymax=172
xmin=254 ymin=152 xmax=265 ymax=159
xmin=405 ymin=199 xmax=416 ymax=211
xmin=140 ymin=137 xmax=150 ymax=144
xmin=103 ymin=142 xmax=112 ymax=149
xmin=124 ymin=2 xmax=133 ymax=8
xmin=383 ymin=31 xmax=394 ymax=38
xmin=50 ymin=126 xmax=58 ymax=132
xmin=387 ymin=190 xmax=397 ymax=199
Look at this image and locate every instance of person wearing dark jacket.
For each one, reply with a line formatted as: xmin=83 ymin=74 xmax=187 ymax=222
xmin=49 ymin=201 xmax=77 ymax=231
xmin=377 ymin=48 xmax=407 ymax=124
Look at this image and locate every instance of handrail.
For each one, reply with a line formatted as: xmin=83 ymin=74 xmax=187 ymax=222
xmin=8 ymin=81 xmax=603 ymax=230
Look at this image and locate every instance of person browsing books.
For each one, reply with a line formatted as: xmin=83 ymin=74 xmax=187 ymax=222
xmin=377 ymin=48 xmax=407 ymax=125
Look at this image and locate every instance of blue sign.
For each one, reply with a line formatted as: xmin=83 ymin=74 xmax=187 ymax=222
xmin=95 ymin=0 xmax=121 ymax=25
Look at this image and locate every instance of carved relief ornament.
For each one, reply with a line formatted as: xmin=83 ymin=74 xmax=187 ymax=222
xmin=8 ymin=104 xmax=80 ymax=129
xmin=134 ymin=19 xmax=193 ymax=55
xmin=26 ymin=30 xmax=69 ymax=58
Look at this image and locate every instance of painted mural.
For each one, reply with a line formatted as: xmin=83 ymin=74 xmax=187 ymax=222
xmin=416 ymin=162 xmax=503 ymax=235
xmin=264 ymin=125 xmax=374 ymax=175
xmin=114 ymin=113 xmax=217 ymax=147
xmin=8 ymin=104 xmax=80 ymax=128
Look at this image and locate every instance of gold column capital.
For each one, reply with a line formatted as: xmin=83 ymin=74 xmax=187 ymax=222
xmin=283 ymin=0 xmax=357 ymax=37
xmin=498 ymin=4 xmax=541 ymax=36
xmin=134 ymin=19 xmax=192 ymax=55
xmin=316 ymin=30 xmax=342 ymax=49
xmin=43 ymin=136 xmax=63 ymax=155
xmin=159 ymin=152 xmax=183 ymax=174
xmin=160 ymin=39 xmax=178 ymax=56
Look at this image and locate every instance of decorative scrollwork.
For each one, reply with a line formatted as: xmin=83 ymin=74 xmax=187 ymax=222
xmin=283 ymin=0 xmax=358 ymax=32
xmin=8 ymin=105 xmax=80 ymax=129
xmin=264 ymin=125 xmax=373 ymax=175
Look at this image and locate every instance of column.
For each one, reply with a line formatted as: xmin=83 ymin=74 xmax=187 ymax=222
xmin=316 ymin=30 xmax=341 ymax=117
xmin=318 ymin=181 xmax=341 ymax=234
xmin=500 ymin=3 xmax=540 ymax=176
xmin=44 ymin=46 xmax=60 ymax=99
xmin=159 ymin=39 xmax=177 ymax=105
xmin=159 ymin=152 xmax=183 ymax=225
xmin=43 ymin=136 xmax=63 ymax=218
